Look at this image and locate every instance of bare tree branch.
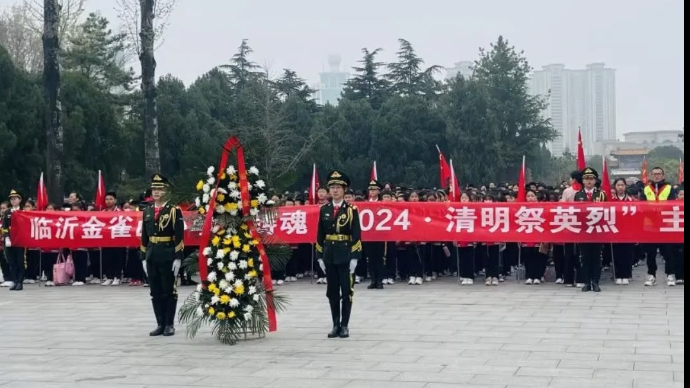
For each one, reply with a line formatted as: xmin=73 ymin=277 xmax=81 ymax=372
xmin=114 ymin=0 xmax=176 ymax=61
xmin=24 ymin=0 xmax=85 ymax=45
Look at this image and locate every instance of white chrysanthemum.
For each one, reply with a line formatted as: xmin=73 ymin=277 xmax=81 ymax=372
xmin=215 ymin=249 xmax=226 ymax=259
xmin=239 ymin=260 xmax=248 ymax=270
xmin=266 ymin=200 xmax=275 ymax=206
xmin=250 ymin=208 xmax=260 ymax=216
xmin=196 ymin=284 xmax=203 ymax=292
xmin=203 ymin=247 xmax=213 ymax=256
xmin=226 ymin=165 xmax=236 ymax=175
xmin=255 ymin=180 xmax=266 ymax=189
xmin=223 ymin=287 xmax=232 ymax=294
xmin=224 ymin=272 xmax=235 ymax=281
xmin=229 ymin=251 xmax=240 ymax=261
xmin=230 ymin=298 xmax=240 ymax=308
xmin=207 ymin=271 xmax=217 ymax=282
xmin=215 ymin=205 xmax=225 ymax=214
xmin=216 ymin=262 xmax=225 ymax=271
xmin=194 ymin=292 xmax=201 ymax=302
xmin=229 ymin=209 xmax=239 ymax=216
xmin=211 ymin=225 xmax=220 ymax=234
xmin=244 ymin=274 xmax=251 ymax=280
xmin=202 ymin=193 xmax=210 ymax=203
xmin=244 ymin=305 xmax=254 ymax=313
xmin=211 ymin=296 xmax=220 ymax=305
xmin=248 ymin=286 xmax=257 ymax=295
xmin=244 ymin=313 xmax=252 ymax=321
xmin=195 ymin=197 xmax=201 ymax=208
xmin=253 ymin=294 xmax=259 ymax=302
xmin=248 ymin=183 xmax=253 ymax=190
xmin=234 ymin=279 xmax=244 ymax=287
xmin=219 ymin=279 xmax=230 ymax=289
xmin=196 ymin=306 xmax=204 ymax=316
xmin=207 ymin=166 xmax=215 ymax=176
xmin=249 ymin=166 xmax=259 ymax=175
xmin=207 ymin=177 xmax=216 ymax=185
xmin=228 ymin=181 xmax=237 ymax=190
xmin=230 ymin=190 xmax=241 ymax=199
xmin=207 ymin=258 xmax=213 ymax=266
xmin=217 ymin=188 xmax=227 ymax=194
xmin=258 ymin=193 xmax=268 ymax=204
xmin=228 ymin=262 xmax=237 ymax=271
xmin=202 ymin=184 xmax=210 ymax=193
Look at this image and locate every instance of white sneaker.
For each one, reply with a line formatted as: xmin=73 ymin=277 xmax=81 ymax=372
xmin=277 ymin=280 xmax=284 ymax=286
xmin=534 ymin=279 xmax=541 ymax=285
xmin=72 ymin=281 xmax=85 ymax=286
xmin=291 ymin=277 xmax=298 ymax=282
xmin=467 ymin=279 xmax=474 ymax=285
xmin=525 ymin=279 xmax=533 ymax=285
xmin=315 ymin=278 xmax=323 ymax=284
xmin=111 ymin=278 xmax=121 ymax=286
xmin=415 ymin=277 xmax=423 ymax=285
xmin=0 ymin=281 xmax=13 ymax=288
xmin=644 ymin=276 xmax=657 ymax=287
xmin=485 ymin=278 xmax=492 ymax=286
xmin=24 ymin=279 xmax=36 ymax=284
xmin=499 ymin=275 xmax=506 ymax=283
xmin=677 ymin=279 xmax=684 ymax=285
xmin=296 ymin=274 xmax=303 ymax=279
xmin=355 ymin=276 xmax=361 ymax=284
xmin=90 ymin=278 xmax=102 ymax=285
xmin=622 ymin=279 xmax=630 ymax=285
xmin=667 ymin=275 xmax=676 ymax=287
xmin=555 ymin=278 xmax=564 ymax=284
xmin=576 ymin=283 xmax=586 ymax=288
xmin=431 ymin=273 xmax=438 ymax=281
xmin=40 ymin=274 xmax=47 ymax=281
xmin=461 ymin=279 xmax=468 ymax=285
xmin=323 ymin=278 xmax=327 ymax=285
xmin=44 ymin=281 xmax=54 ymax=287
xmin=425 ymin=276 xmax=432 ymax=282
xmin=408 ymin=277 xmax=416 ymax=285
xmin=615 ymin=279 xmax=623 ymax=285
xmin=387 ymin=278 xmax=394 ymax=285
xmin=492 ymin=278 xmax=499 ymax=286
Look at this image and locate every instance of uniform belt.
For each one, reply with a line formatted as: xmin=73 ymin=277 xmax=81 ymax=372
xmin=149 ymin=236 xmax=173 ymax=243
xmin=325 ymin=234 xmax=351 ymax=242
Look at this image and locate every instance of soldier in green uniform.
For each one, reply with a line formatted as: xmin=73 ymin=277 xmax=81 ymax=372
xmin=140 ymin=174 xmax=184 ymax=336
xmin=574 ymin=167 xmax=607 ymax=293
xmin=2 ymin=190 xmax=24 ymax=291
xmin=316 ymin=171 xmax=362 ymax=339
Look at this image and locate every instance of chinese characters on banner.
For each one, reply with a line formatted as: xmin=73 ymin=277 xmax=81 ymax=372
xmin=10 ymin=202 xmax=684 ymax=249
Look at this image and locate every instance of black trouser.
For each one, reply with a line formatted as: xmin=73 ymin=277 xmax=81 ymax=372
xmin=580 ymin=243 xmax=602 ymax=285
xmin=367 ymin=253 xmax=384 ymax=286
xmin=147 ymin=259 xmax=178 ymax=328
xmin=602 ymin=244 xmax=613 ymax=268
xmin=646 ymin=243 xmax=679 ymax=277
xmin=25 ymin=249 xmax=40 ymax=280
xmin=396 ymin=247 xmax=407 ymax=280
xmin=522 ymin=247 xmax=542 ymax=280
xmin=385 ymin=245 xmax=397 ymax=280
xmin=285 ymin=248 xmax=298 ymax=278
xmin=125 ymin=249 xmax=145 ymax=281
xmin=325 ymin=263 xmax=353 ymax=327
xmin=504 ymin=243 xmax=519 ymax=275
xmin=484 ymin=245 xmax=500 ymax=279
xmin=675 ymin=244 xmax=684 ymax=281
xmin=6 ymin=247 xmax=25 ymax=285
xmin=405 ymin=245 xmax=422 ymax=278
xmin=612 ymin=243 xmax=633 ymax=279
xmin=553 ymin=244 xmax=565 ymax=280
xmin=103 ymin=248 xmax=124 ymax=279
xmin=563 ymin=243 xmax=583 ymax=285
xmin=0 ymin=249 xmax=11 ymax=281
xmin=72 ymin=250 xmax=89 ymax=283
xmin=41 ymin=252 xmax=58 ymax=282
xmin=458 ymin=246 xmax=475 ymax=279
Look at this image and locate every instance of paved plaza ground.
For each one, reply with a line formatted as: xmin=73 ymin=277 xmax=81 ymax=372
xmin=0 ymin=267 xmax=684 ymax=388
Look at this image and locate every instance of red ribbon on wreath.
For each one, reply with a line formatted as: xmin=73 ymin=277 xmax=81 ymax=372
xmin=197 ymin=136 xmax=277 ymax=332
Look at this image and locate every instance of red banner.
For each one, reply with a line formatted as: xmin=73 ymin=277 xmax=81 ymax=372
xmin=9 ymin=202 xmax=683 ymax=248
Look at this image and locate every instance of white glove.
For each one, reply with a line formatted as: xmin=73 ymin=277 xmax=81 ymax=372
xmin=350 ymin=259 xmax=358 ymax=274
xmin=4 ymin=237 xmax=11 ymax=248
xmin=318 ymin=259 xmax=326 ymax=275
xmin=172 ymin=259 xmax=181 ymax=276
xmin=142 ymin=260 xmax=148 ymax=276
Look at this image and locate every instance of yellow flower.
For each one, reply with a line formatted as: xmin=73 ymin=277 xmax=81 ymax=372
xmin=231 ymin=235 xmax=240 ymax=243
xmin=247 ymin=259 xmax=254 ymax=268
xmin=196 ymin=180 xmax=204 ymax=191
xmin=234 ymin=284 xmax=245 ymax=295
xmin=244 ymin=232 xmax=252 ymax=239
xmin=199 ymin=207 xmax=206 ymax=215
xmin=220 ymin=295 xmax=230 ymax=305
xmin=216 ymin=229 xmax=225 ymax=236
xmin=229 ymin=311 xmax=236 ymax=318
xmin=251 ymin=239 xmax=259 ymax=246
xmin=233 ymin=241 xmax=241 ymax=249
xmin=240 ymin=224 xmax=248 ymax=230
xmin=212 ymin=287 xmax=220 ymax=296
xmin=222 ymin=238 xmax=231 ymax=246
xmin=248 ymin=270 xmax=257 ymax=278
xmin=216 ymin=312 xmax=226 ymax=320
xmin=208 ymin=283 xmax=217 ymax=293
xmin=220 ymin=172 xmax=226 ymax=180
xmin=230 ymin=174 xmax=237 ymax=181
xmin=223 ymin=247 xmax=231 ymax=255
xmin=251 ymin=199 xmax=259 ymax=208
xmin=208 ymin=307 xmax=215 ymax=315
xmin=211 ymin=236 xmax=220 ymax=247
xmin=224 ymin=203 xmax=237 ymax=212
xmin=216 ymin=193 xmax=226 ymax=202
xmin=242 ymin=244 xmax=251 ymax=253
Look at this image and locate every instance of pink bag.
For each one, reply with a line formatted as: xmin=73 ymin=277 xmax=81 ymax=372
xmin=65 ymin=253 xmax=75 ymax=277
xmin=53 ymin=254 xmax=70 ymax=285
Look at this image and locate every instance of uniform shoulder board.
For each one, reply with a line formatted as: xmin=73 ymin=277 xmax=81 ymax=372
xmin=349 ymin=204 xmax=358 ymax=210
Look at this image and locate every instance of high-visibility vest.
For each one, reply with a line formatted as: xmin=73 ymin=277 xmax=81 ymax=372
xmin=644 ymin=184 xmax=672 ymax=201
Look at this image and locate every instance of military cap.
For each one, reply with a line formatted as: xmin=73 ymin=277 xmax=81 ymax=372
xmin=150 ymin=173 xmax=170 ymax=190
xmin=327 ymin=170 xmax=350 ymax=187
xmin=8 ymin=189 xmax=22 ymax=200
xmin=581 ymin=167 xmax=599 ymax=180
xmin=368 ymin=180 xmax=382 ymax=191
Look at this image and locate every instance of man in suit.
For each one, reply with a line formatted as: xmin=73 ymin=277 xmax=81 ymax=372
xmin=316 ymin=170 xmax=362 ymax=339
xmin=574 ymin=167 xmax=607 ymax=293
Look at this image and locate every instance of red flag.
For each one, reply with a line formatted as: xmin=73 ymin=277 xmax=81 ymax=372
xmin=436 ymin=145 xmax=451 ymax=189
xmin=36 ymin=172 xmax=48 ymax=210
xmin=95 ymin=170 xmax=106 ymax=210
xmin=601 ymin=156 xmax=612 ymax=200
xmin=371 ymin=161 xmax=378 ymax=181
xmin=517 ymin=155 xmax=527 ymax=202
xmin=308 ymin=164 xmax=319 ymax=205
xmin=641 ymin=156 xmax=648 ymax=184
xmin=577 ymin=127 xmax=586 ymax=171
xmin=448 ymin=159 xmax=461 ymax=202
xmin=679 ymin=159 xmax=684 ymax=184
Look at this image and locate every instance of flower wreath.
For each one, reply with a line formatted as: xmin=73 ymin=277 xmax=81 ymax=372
xmin=179 ymin=165 xmax=287 ymax=345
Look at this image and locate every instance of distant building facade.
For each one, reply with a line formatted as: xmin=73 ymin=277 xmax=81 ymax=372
xmin=529 ymin=63 xmax=617 ymax=157
xmin=445 ymin=61 xmax=473 ymax=80
xmin=602 ymin=130 xmax=684 ymax=179
xmin=313 ymin=55 xmax=349 ymax=106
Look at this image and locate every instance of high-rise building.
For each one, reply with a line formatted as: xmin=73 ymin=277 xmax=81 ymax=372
xmin=445 ymin=61 xmax=474 ymax=80
xmin=529 ymin=63 xmax=616 ymax=156
xmin=313 ymin=55 xmax=349 ymax=106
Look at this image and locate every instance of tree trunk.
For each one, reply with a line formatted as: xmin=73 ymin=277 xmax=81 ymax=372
xmin=139 ymin=0 xmax=161 ymax=177
xmin=43 ymin=0 xmax=64 ymax=203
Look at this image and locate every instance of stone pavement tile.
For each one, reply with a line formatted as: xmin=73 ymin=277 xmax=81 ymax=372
xmin=322 ymin=370 xmax=400 ymax=381
xmin=566 ymin=346 xmax=635 ymax=355
xmin=416 ymin=356 xmax=488 ymax=367
xmin=427 ymin=385 xmax=506 ymax=388
xmin=304 ymin=360 xmax=375 ymax=370
xmin=1 ymin=384 xmax=146 ymax=388
xmin=592 ymin=369 xmax=674 ymax=382
xmin=190 ymin=376 xmax=275 ymax=387
xmin=342 ymin=381 xmax=425 ymax=388
xmin=502 ymin=344 xmax=568 ymax=353
xmin=672 ymin=355 xmax=683 ymax=364
xmin=598 ymin=353 xmax=672 ymax=363
xmin=470 ymin=375 xmax=552 ymax=387
xmin=548 ymin=378 xmax=623 ymax=388
xmin=394 ymin=348 xmax=466 ymax=357
xmin=635 ymin=347 xmax=684 ymax=356
xmin=633 ymin=362 xmax=684 ymax=372
xmin=261 ymin=378 xmax=350 ymax=388
xmin=0 ymin=372 xmax=74 ymax=383
xmin=528 ymin=351 xmax=600 ymax=361
xmin=371 ymin=362 xmax=445 ymax=373
xmin=441 ymin=365 xmax=519 ymax=376
xmin=394 ymin=371 xmax=474 ymax=384
xmin=633 ymin=382 xmax=685 ymax=388
xmin=557 ymin=360 xmax=633 ymax=371
xmin=674 ymin=372 xmax=684 ymax=382
xmin=250 ymin=367 xmax=329 ymax=379
xmin=516 ymin=367 xmax=594 ymax=378
xmin=486 ymin=358 xmax=559 ymax=368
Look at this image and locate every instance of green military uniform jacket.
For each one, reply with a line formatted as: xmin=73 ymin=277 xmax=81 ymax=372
xmin=574 ymin=189 xmax=607 ymax=203
xmin=315 ymin=201 xmax=362 ymax=265
xmin=1 ymin=208 xmax=17 ymax=241
xmin=140 ymin=203 xmax=185 ymax=262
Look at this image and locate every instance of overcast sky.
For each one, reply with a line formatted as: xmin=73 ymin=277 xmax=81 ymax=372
xmin=7 ymin=0 xmax=686 ymax=136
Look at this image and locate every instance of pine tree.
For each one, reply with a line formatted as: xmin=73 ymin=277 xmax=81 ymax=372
xmin=386 ymin=39 xmax=441 ymax=97
xmin=341 ymin=47 xmax=389 ymax=108
xmin=221 ymin=39 xmax=263 ymax=90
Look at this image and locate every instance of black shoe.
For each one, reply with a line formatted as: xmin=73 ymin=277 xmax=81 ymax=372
xmin=367 ymin=284 xmax=377 ymax=290
xmin=582 ymin=284 xmax=592 ymax=292
xmin=339 ymin=326 xmax=350 ymax=339
xmin=12 ymin=284 xmax=23 ymax=291
xmin=327 ymin=326 xmax=341 ymax=339
xmin=149 ymin=326 xmax=165 ymax=336
xmin=375 ymin=284 xmax=384 ymax=290
xmin=592 ymin=284 xmax=602 ymax=293
xmin=9 ymin=284 xmax=17 ymax=291
xmin=163 ymin=326 xmax=175 ymax=336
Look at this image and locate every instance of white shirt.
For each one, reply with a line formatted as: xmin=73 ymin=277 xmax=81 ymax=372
xmin=332 ymin=200 xmax=343 ymax=208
